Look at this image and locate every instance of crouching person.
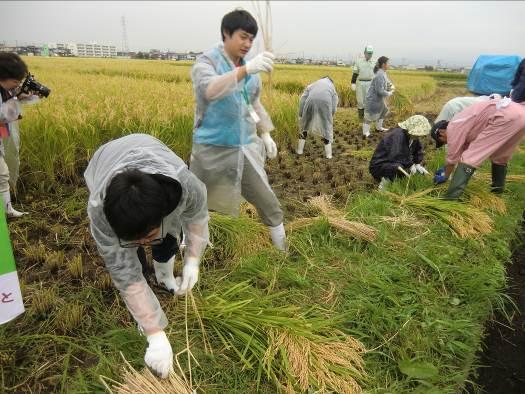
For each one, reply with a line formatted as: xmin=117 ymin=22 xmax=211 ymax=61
xmin=369 ymin=115 xmax=431 ymax=189
xmin=84 ymin=133 xmax=209 ymax=378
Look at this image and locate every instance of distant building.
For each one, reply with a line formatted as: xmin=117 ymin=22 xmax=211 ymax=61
xmin=47 ymin=42 xmax=117 ymax=58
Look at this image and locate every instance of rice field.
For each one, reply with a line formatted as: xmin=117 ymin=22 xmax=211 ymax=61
xmin=2 ymin=56 xmax=525 ymax=393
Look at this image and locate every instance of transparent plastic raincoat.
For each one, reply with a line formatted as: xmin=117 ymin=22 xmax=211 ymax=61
xmin=84 ymin=134 xmax=209 ymax=332
xmin=299 ymin=77 xmax=338 ymax=142
xmin=0 ymin=91 xmax=39 ymax=184
xmin=190 ymin=43 xmax=276 ymax=217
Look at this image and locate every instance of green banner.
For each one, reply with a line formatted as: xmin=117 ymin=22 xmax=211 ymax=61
xmin=0 ymin=196 xmax=16 ymax=276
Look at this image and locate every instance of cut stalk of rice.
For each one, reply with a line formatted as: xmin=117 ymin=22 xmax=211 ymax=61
xmin=460 ymin=180 xmax=506 ymax=214
xmin=100 ymin=354 xmax=193 ymax=394
xmin=386 ymin=190 xmax=493 ymax=238
xmin=187 ymin=282 xmax=366 ymax=393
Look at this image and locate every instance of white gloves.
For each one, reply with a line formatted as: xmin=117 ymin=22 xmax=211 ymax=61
xmin=175 ymin=257 xmax=199 ymax=295
xmin=386 ymin=91 xmax=394 ymax=96
xmin=261 ymin=132 xmax=278 ymax=159
xmin=415 ymin=163 xmax=429 ymax=175
xmin=410 ymin=164 xmax=430 ymax=175
xmin=351 ymin=83 xmax=356 ymax=91
xmin=145 ymin=331 xmax=173 ymax=379
xmin=246 ymin=51 xmax=275 ymax=75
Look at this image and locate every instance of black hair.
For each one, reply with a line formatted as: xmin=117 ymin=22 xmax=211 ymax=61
xmin=221 ymin=9 xmax=258 ymax=41
xmin=103 ymin=169 xmax=182 ymax=241
xmin=373 ymin=56 xmax=389 ymax=74
xmin=511 ymin=58 xmax=525 ymax=88
xmin=0 ymin=53 xmax=28 ymax=81
xmin=430 ymin=120 xmax=449 ymax=148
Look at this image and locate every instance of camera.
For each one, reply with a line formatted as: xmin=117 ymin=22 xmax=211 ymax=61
xmin=20 ymin=73 xmax=51 ymax=98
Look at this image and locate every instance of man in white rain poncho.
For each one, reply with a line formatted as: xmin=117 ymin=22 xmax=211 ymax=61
xmin=363 ymin=56 xmax=394 ymax=138
xmin=0 ymin=53 xmax=41 ymax=217
xmin=190 ymin=9 xmax=287 ymax=250
xmin=84 ymin=134 xmax=209 ymax=379
xmin=296 ymin=77 xmax=339 ymax=159
xmin=351 ymin=45 xmax=375 ymax=120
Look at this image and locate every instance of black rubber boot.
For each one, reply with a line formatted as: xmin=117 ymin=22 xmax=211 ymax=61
xmin=490 ymin=162 xmax=507 ymax=194
xmin=444 ymin=163 xmax=476 ymax=200
xmin=358 ymin=108 xmax=364 ymax=120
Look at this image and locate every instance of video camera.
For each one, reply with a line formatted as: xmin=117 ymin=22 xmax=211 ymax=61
xmin=20 ymin=73 xmax=51 ymax=98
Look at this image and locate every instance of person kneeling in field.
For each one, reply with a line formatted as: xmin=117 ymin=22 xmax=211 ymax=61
xmin=369 ymin=115 xmax=431 ymax=190
xmin=296 ymin=76 xmax=339 ymax=159
xmin=431 ymin=68 xmax=525 ymax=199
xmin=84 ymin=133 xmax=209 ymax=379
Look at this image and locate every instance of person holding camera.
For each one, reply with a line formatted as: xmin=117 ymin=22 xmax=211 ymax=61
xmin=0 ymin=53 xmax=44 ymax=218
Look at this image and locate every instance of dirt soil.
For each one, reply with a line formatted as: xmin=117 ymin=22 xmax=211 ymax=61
xmin=470 ymin=213 xmax=525 ymax=393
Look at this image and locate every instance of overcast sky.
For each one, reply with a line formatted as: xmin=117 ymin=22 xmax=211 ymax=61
xmin=1 ymin=1 xmax=523 ymax=67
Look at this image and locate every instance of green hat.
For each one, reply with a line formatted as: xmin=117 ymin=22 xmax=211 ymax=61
xmin=364 ymin=45 xmax=374 ymax=54
xmin=398 ymin=115 xmax=431 ymax=136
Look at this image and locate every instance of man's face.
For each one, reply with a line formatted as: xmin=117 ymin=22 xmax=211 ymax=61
xmin=365 ymin=52 xmax=373 ymax=61
xmin=438 ymin=129 xmax=447 ymax=144
xmin=223 ymin=29 xmax=255 ymax=60
xmin=0 ymin=78 xmax=22 ymax=90
xmin=134 ymin=226 xmax=162 ymax=246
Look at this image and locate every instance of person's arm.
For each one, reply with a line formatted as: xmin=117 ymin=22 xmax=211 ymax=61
xmin=413 ymin=140 xmax=424 ymax=164
xmin=252 ymin=79 xmax=275 ymax=134
xmin=298 ymin=85 xmax=311 ymax=118
xmin=331 ymin=89 xmax=339 ymax=115
xmin=192 ymin=60 xmax=239 ymax=102
xmin=0 ymin=98 xmax=21 ymax=123
xmin=88 ymin=207 xmax=167 ymax=335
xmin=376 ymin=74 xmax=391 ymax=97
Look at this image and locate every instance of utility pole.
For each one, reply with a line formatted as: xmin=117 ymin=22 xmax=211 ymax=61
xmin=121 ymin=16 xmax=129 ymax=53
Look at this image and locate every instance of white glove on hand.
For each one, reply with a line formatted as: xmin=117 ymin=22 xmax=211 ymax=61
xmin=145 ymin=331 xmax=173 ymax=379
xmin=351 ymin=83 xmax=356 ymax=91
xmin=409 ymin=164 xmax=418 ymax=175
xmin=415 ymin=164 xmax=430 ymax=175
xmin=386 ymin=91 xmax=394 ymax=96
xmin=261 ymin=132 xmax=278 ymax=159
xmin=246 ymin=51 xmax=275 ymax=75
xmin=176 ymin=257 xmax=199 ymax=295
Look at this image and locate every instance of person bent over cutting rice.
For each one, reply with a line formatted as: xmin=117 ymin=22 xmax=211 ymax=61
xmin=296 ymin=76 xmax=339 ymax=159
xmin=369 ymin=115 xmax=432 ymax=190
xmin=84 ymin=133 xmax=209 ymax=378
xmin=189 ymin=9 xmax=287 ymax=251
xmin=431 ymin=73 xmax=525 ymax=199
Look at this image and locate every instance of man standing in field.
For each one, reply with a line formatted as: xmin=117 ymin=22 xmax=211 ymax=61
xmin=432 ymin=89 xmax=525 ymax=199
xmin=189 ymin=9 xmax=287 ymax=250
xmin=351 ymin=45 xmax=375 ymax=120
xmin=84 ymin=133 xmax=209 ymax=378
xmin=296 ymin=77 xmax=339 ymax=159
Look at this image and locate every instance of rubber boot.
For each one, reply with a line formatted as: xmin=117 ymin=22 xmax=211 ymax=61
xmin=296 ymin=139 xmax=306 ymax=155
xmin=2 ymin=191 xmax=27 ymax=218
xmin=444 ymin=163 xmax=476 ymax=200
xmin=153 ymin=256 xmax=179 ymax=293
xmin=358 ymin=108 xmax=365 ymax=120
xmin=269 ymin=223 xmax=287 ymax=251
xmin=362 ymin=123 xmax=371 ymax=138
xmin=376 ymin=119 xmax=388 ymax=132
xmin=490 ymin=162 xmax=507 ymax=194
xmin=324 ymin=143 xmax=332 ymax=159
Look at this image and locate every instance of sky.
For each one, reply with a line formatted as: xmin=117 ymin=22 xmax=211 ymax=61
xmin=1 ymin=1 xmax=524 ymax=67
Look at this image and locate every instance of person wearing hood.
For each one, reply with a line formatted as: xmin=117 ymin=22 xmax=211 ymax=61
xmin=351 ymin=45 xmax=375 ymax=120
xmin=84 ymin=133 xmax=209 ymax=379
xmin=296 ymin=77 xmax=339 ymax=159
xmin=0 ymin=53 xmax=40 ymax=218
xmin=189 ymin=9 xmax=286 ymax=251
xmin=369 ymin=115 xmax=431 ymax=190
xmin=431 ymin=77 xmax=525 ymax=199
xmin=434 ymin=94 xmax=502 ymax=123
xmin=363 ymin=56 xmax=394 ymax=138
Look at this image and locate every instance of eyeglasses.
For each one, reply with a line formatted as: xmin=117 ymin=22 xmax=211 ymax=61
xmin=119 ymin=221 xmax=164 ymax=248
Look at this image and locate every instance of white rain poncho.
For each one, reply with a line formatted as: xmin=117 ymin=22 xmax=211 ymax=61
xmin=365 ymin=69 xmax=392 ymax=122
xmin=84 ymin=133 xmax=209 ymax=333
xmin=435 ymin=96 xmax=492 ymax=122
xmin=0 ymin=92 xmax=39 ymax=185
xmin=299 ymin=77 xmax=339 ymax=142
xmin=190 ymin=42 xmax=276 ymax=217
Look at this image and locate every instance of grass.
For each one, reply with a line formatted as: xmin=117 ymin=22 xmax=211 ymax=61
xmin=2 ymin=56 xmax=524 ymax=393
